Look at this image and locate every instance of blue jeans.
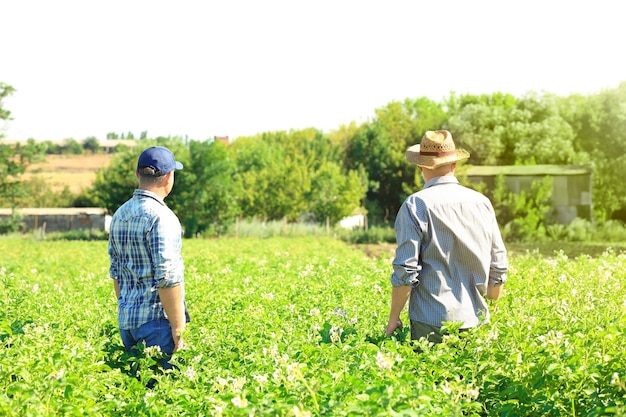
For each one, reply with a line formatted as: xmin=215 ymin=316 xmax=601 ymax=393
xmin=120 ymin=318 xmax=176 ymax=370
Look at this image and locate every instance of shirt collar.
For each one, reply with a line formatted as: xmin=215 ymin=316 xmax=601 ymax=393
xmin=133 ymin=188 xmax=166 ymax=206
xmin=423 ymin=175 xmax=459 ymax=189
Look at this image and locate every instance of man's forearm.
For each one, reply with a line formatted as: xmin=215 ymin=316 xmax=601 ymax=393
xmin=487 ymin=283 xmax=503 ymax=300
xmin=385 ymin=285 xmax=412 ymax=336
xmin=113 ymin=279 xmax=120 ymax=300
xmin=389 ymin=285 xmax=412 ymax=321
xmin=158 ymin=285 xmax=186 ymax=344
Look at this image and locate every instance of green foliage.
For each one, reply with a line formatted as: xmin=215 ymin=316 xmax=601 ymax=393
xmin=559 ymin=217 xmax=594 ymax=242
xmin=45 ymin=229 xmax=109 ymax=241
xmin=38 ymin=140 xmax=63 ymax=154
xmin=82 ymin=136 xmax=101 ymax=154
xmin=90 ymin=148 xmax=140 ymax=213
xmin=446 ymin=92 xmax=587 ymax=166
xmin=5 ymin=80 xmax=626 ymax=237
xmin=17 ymin=178 xmax=78 ymax=208
xmin=230 ymin=128 xmax=366 ymax=224
xmin=344 ymin=123 xmax=395 ymax=221
xmin=490 ymin=175 xmax=553 ymax=242
xmin=556 ymin=82 xmax=626 ymax=221
xmin=0 ymin=83 xmax=16 ymax=123
xmin=63 ymin=138 xmax=84 ymax=155
xmin=0 ymin=140 xmax=47 ymax=208
xmin=231 ymin=134 xmax=285 ymax=220
xmin=0 ymin=211 xmax=24 ymax=235
xmin=174 ymin=140 xmax=241 ymax=237
xmin=592 ymin=220 xmax=626 ymax=242
xmin=231 ymin=133 xmax=311 ymax=221
xmin=547 ymin=218 xmax=626 ymax=243
xmin=445 ymin=92 xmax=519 ymax=165
xmin=0 ymin=238 xmax=625 ymax=416
xmin=308 ymin=161 xmax=367 ymax=225
xmin=344 ymin=98 xmax=446 ymax=223
xmin=227 ymin=219 xmax=329 ymax=238
xmin=335 ymin=225 xmax=396 ymax=244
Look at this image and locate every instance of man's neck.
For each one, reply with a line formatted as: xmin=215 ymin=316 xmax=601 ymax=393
xmin=139 ymin=185 xmax=168 ymax=199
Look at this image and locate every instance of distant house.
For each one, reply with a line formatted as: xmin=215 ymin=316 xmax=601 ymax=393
xmin=0 ymin=208 xmax=110 ymax=233
xmin=338 ymin=214 xmax=366 ymax=229
xmin=465 ymin=165 xmax=593 ymax=224
xmin=98 ymin=139 xmax=138 ymax=153
xmin=214 ymin=136 xmax=230 ymax=146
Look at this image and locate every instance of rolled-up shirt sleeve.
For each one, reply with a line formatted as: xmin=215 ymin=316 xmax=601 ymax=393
xmin=108 ymin=239 xmax=119 ymax=280
xmin=149 ymin=213 xmax=184 ymax=289
xmin=391 ymin=200 xmax=422 ymax=287
xmin=488 ymin=213 xmax=508 ymax=286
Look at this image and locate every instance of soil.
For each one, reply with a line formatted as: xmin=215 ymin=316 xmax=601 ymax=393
xmin=355 ymin=243 xmax=396 ymax=259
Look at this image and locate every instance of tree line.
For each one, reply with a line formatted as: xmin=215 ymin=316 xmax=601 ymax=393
xmin=1 ymin=81 xmax=626 ymax=238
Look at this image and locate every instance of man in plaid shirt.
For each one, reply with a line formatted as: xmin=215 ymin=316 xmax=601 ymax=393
xmin=108 ymin=146 xmax=188 ymax=370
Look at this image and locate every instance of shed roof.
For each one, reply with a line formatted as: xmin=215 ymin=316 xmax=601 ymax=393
xmin=465 ymin=164 xmax=592 ymax=177
xmin=0 ymin=207 xmax=107 ymax=216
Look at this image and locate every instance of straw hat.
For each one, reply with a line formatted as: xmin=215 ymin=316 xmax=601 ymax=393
xmin=406 ymin=130 xmax=470 ymax=169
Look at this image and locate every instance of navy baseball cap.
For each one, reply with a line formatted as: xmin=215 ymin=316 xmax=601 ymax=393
xmin=137 ymin=146 xmax=183 ymax=176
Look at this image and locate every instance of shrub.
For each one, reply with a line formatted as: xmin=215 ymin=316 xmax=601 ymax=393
xmin=335 ymin=225 xmax=396 ymax=244
xmin=493 ymin=175 xmax=553 ymax=242
xmin=0 ymin=211 xmax=24 ymax=235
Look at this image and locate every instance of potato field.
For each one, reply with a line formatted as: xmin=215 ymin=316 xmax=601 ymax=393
xmin=0 ymin=237 xmax=624 ymax=416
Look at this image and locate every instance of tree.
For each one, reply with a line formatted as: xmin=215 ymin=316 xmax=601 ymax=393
xmin=491 ymin=175 xmax=553 ymax=242
xmin=63 ymin=138 xmax=84 ymax=155
xmin=0 ymin=86 xmax=47 ymax=210
xmin=509 ymin=94 xmax=583 ymax=165
xmin=173 ymin=140 xmax=241 ymax=237
xmin=559 ymin=82 xmax=626 ymax=221
xmin=342 ymin=98 xmax=447 ymax=225
xmin=83 ymin=137 xmax=101 ymax=154
xmin=231 ymin=134 xmax=285 ymax=220
xmin=90 ymin=139 xmax=189 ymax=214
xmin=343 ymin=123 xmax=392 ymax=223
xmin=0 ymin=83 xmax=16 ymax=122
xmin=231 ymin=131 xmax=313 ymax=222
xmin=90 ymin=149 xmax=140 ymax=213
xmin=0 ymin=139 xmax=47 ymax=208
xmin=308 ymin=161 xmax=367 ymax=225
xmin=445 ymin=92 xmax=519 ymax=165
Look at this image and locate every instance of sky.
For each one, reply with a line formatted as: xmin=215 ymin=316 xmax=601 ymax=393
xmin=1 ymin=0 xmax=624 ymax=142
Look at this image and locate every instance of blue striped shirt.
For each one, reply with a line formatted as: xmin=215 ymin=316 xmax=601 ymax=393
xmin=108 ymin=189 xmax=185 ymax=330
xmin=391 ymin=176 xmax=508 ymax=328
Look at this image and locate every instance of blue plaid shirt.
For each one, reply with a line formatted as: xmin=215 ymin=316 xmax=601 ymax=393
xmin=108 ymin=189 xmax=185 ymax=330
xmin=391 ymin=176 xmax=508 ymax=329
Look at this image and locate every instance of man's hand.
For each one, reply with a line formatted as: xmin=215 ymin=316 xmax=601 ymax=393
xmin=173 ymin=331 xmax=186 ymax=352
xmin=386 ymin=285 xmax=411 ymax=336
xmin=158 ymin=285 xmax=186 ymax=353
xmin=385 ymin=319 xmax=403 ymax=336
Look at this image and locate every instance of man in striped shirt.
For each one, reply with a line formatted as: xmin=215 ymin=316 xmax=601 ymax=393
xmin=385 ymin=130 xmax=508 ymax=345
xmin=109 ymin=146 xmax=187 ymax=369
